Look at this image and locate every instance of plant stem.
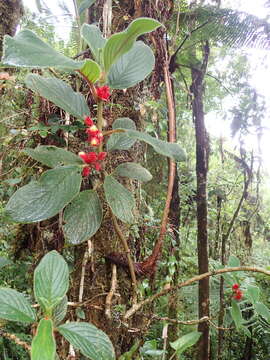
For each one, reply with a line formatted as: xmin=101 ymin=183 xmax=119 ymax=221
xmin=124 ymin=266 xmax=270 ymax=320
xmin=111 ymin=211 xmax=138 ymax=303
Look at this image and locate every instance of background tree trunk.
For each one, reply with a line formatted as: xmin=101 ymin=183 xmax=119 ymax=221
xmin=0 ymin=0 xmax=24 ymax=57
xmin=191 ymin=41 xmax=210 ymax=360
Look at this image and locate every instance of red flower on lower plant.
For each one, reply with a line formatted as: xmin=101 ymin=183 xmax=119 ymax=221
xmin=96 ymin=85 xmax=110 ymax=101
xmin=232 ymin=283 xmax=240 ymax=291
xmin=233 ymin=290 xmax=243 ymax=301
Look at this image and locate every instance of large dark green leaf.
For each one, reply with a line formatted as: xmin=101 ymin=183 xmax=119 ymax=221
xmin=170 ymin=331 xmax=201 ymax=355
xmin=58 ymin=322 xmax=115 ymax=360
xmin=2 ymin=30 xmax=83 ymax=70
xmin=125 ymin=130 xmax=186 ymax=162
xmin=103 ymin=17 xmax=161 ymax=72
xmin=34 ymin=251 xmax=69 ymax=311
xmin=0 ymin=288 xmax=36 ymax=323
xmin=104 ymin=175 xmax=135 ymax=224
xmin=6 ymin=166 xmax=82 ymax=223
xmin=31 ymin=319 xmax=56 ymax=360
xmin=25 ymin=74 xmax=90 ymax=119
xmin=106 ymin=118 xmax=136 ymax=151
xmin=81 ymin=24 xmax=106 ymax=61
xmin=24 ymin=146 xmax=83 ymax=168
xmin=107 ymin=41 xmax=155 ymax=89
xmin=63 ymin=190 xmax=102 ymax=244
xmin=115 ymin=162 xmax=152 ymax=182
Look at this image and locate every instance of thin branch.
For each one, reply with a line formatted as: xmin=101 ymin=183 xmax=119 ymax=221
xmin=78 ymin=242 xmax=91 ymax=303
xmin=111 ymin=211 xmax=137 ymax=303
xmin=123 ymin=266 xmax=270 ymax=319
xmin=0 ymin=329 xmax=31 ymax=352
xmin=72 ymin=49 xmax=90 ymax=59
xmin=152 ymin=315 xmax=232 ymax=330
xmin=105 ymin=264 xmax=117 ymax=319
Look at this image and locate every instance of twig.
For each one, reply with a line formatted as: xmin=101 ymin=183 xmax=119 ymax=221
xmin=123 ymin=266 xmax=270 ymax=320
xmin=152 ymin=315 xmax=232 ymax=331
xmin=111 ymin=212 xmax=138 ymax=303
xmin=0 ymin=329 xmax=31 ymax=352
xmin=78 ymin=243 xmax=90 ymax=303
xmin=105 ymin=264 xmax=117 ymax=319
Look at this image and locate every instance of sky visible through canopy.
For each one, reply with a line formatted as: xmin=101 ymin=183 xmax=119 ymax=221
xmin=22 ymin=0 xmax=270 ymax=171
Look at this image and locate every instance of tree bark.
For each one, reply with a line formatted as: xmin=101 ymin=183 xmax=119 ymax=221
xmin=191 ymin=41 xmax=210 ymax=360
xmin=0 ymin=0 xmax=24 ymax=57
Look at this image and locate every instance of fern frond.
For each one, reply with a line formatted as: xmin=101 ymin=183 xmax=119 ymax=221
xmin=180 ymin=6 xmax=270 ymax=50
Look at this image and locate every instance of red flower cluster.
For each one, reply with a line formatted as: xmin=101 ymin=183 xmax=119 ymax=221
xmin=232 ymin=283 xmax=243 ymax=301
xmin=84 ymin=116 xmax=103 ymax=147
xmin=79 ymin=151 xmax=107 ymax=177
xmin=96 ymin=85 xmax=110 ymax=101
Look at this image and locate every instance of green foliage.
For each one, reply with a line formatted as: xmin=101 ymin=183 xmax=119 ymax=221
xmin=106 ymin=118 xmax=137 ymax=151
xmin=115 ymin=162 xmax=153 ymax=182
xmin=25 ymin=74 xmax=90 ymax=119
xmin=107 ymin=41 xmax=155 ymax=89
xmin=31 ymin=319 xmax=56 ymax=360
xmin=58 ymin=322 xmax=115 ymax=360
xmin=2 ymin=30 xmax=83 ymax=69
xmin=63 ymin=190 xmax=102 ymax=244
xmin=104 ymin=175 xmax=135 ymax=224
xmin=0 ymin=288 xmax=36 ymax=323
xmin=34 ymin=251 xmax=69 ymax=313
xmin=6 ymin=166 xmax=82 ymax=223
xmin=103 ymin=18 xmax=161 ymax=72
xmin=0 ymin=251 xmax=115 ymax=359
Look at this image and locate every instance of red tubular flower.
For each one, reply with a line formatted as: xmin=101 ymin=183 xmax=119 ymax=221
xmin=79 ymin=151 xmax=97 ymax=164
xmin=86 ymin=125 xmax=99 ymax=136
xmin=233 ymin=290 xmax=243 ymax=301
xmin=84 ymin=116 xmax=94 ymax=126
xmin=90 ymin=137 xmax=100 ymax=147
xmin=94 ymin=162 xmax=101 ymax=171
xmin=96 ymin=85 xmax=110 ymax=101
xmin=97 ymin=152 xmax=107 ymax=161
xmin=232 ymin=283 xmax=240 ymax=291
xmin=82 ymin=167 xmax=91 ymax=177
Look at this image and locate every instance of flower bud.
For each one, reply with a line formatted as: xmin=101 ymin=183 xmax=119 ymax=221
xmin=96 ymin=85 xmax=110 ymax=101
xmin=84 ymin=116 xmax=93 ymax=126
xmin=82 ymin=166 xmax=91 ymax=177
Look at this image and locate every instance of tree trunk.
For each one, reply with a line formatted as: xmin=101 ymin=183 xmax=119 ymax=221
xmin=0 ymin=0 xmax=23 ymax=56
xmin=191 ymin=41 xmax=210 ymax=360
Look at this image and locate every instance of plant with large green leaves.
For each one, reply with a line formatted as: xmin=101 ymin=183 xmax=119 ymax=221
xmin=2 ymin=16 xmax=186 ymax=245
xmin=0 ymin=250 xmax=115 ymax=360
